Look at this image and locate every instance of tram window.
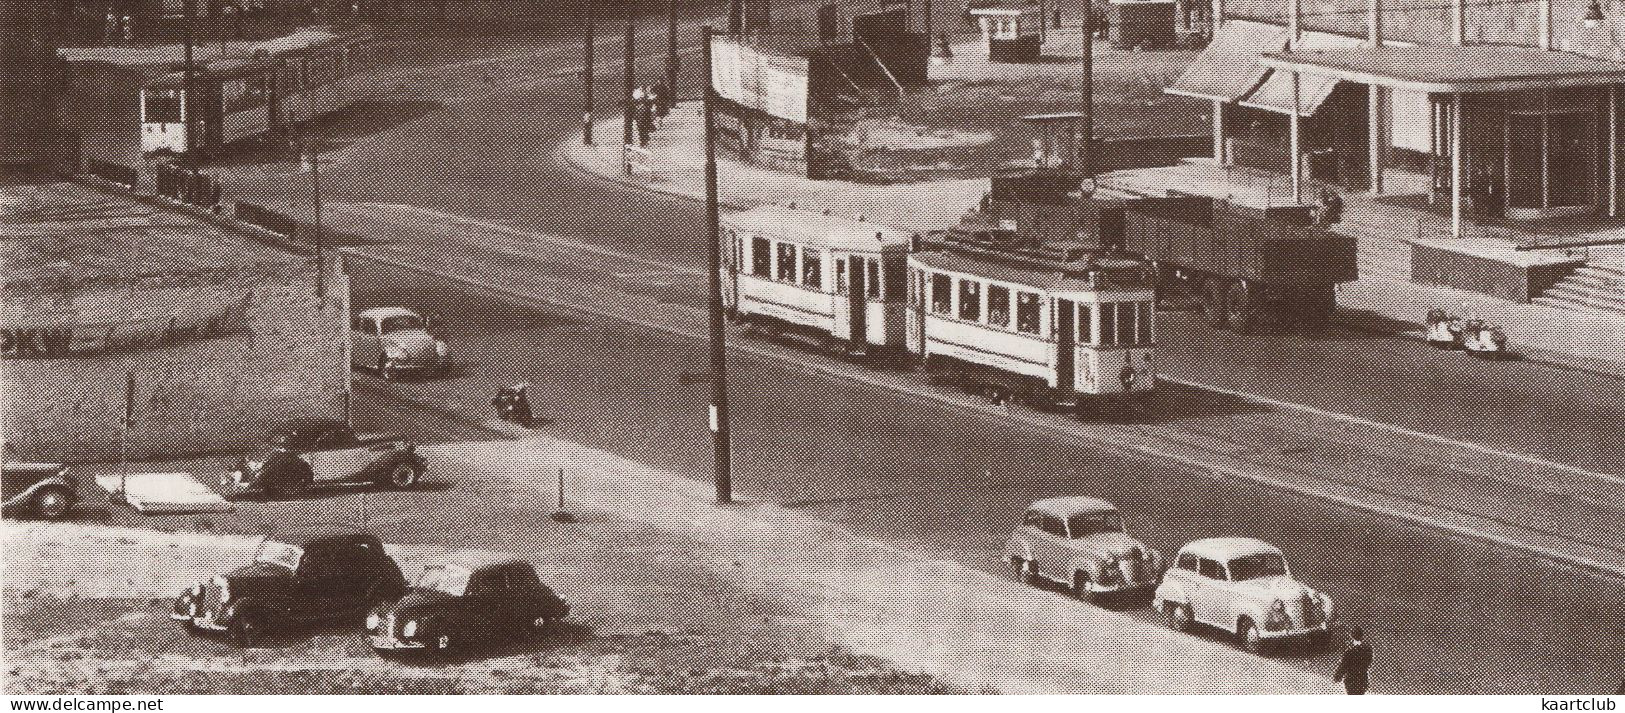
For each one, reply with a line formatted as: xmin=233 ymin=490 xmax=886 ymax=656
xmin=1137 ymin=302 xmax=1152 ymax=343
xmin=867 ymin=258 xmax=881 ymax=298
xmin=145 ymin=90 xmax=182 ymax=123
xmin=776 ymin=243 xmax=797 ymax=281
xmin=931 ymin=274 xmax=952 ymax=314
xmin=1117 ymin=303 xmax=1134 ymax=345
xmin=835 ymin=259 xmax=848 ymax=294
xmin=958 ymin=280 xmax=981 ymax=321
xmin=1016 ymin=292 xmax=1040 ymax=334
xmin=884 ymin=259 xmax=905 ymax=299
xmin=987 ymin=285 xmax=1010 ymax=328
xmin=803 ymin=249 xmax=822 ymax=288
xmin=1100 ymin=303 xmax=1117 ymax=345
xmin=751 ymin=237 xmax=771 ymax=277
xmin=1078 ymin=303 xmax=1092 ymax=343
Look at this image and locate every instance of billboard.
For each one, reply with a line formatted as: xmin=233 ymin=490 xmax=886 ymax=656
xmin=710 ymin=37 xmax=810 ymax=124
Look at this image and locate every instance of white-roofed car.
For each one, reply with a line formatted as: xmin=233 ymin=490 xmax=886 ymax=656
xmin=1154 ymin=537 xmax=1338 ymax=654
xmin=351 ymin=307 xmax=450 ymax=379
xmin=1002 ymin=497 xmax=1165 ymax=601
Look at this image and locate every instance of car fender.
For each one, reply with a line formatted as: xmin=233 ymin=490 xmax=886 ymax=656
xmin=1001 ymin=536 xmax=1035 ymax=565
xmin=1234 ymin=601 xmax=1271 ymax=632
xmin=2 ymin=477 xmax=77 ymax=512
xmin=1153 ymin=580 xmax=1189 ymax=610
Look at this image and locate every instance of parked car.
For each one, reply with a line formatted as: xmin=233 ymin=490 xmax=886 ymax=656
xmin=172 ymin=528 xmax=408 ymax=647
xmin=221 ymin=418 xmax=425 ymax=499
xmin=1 ymin=460 xmax=78 ymax=520
xmin=367 ymin=554 xmax=570 ymax=655
xmin=1154 ymin=537 xmax=1337 ymax=653
xmin=1002 ymin=497 xmax=1165 ymax=600
xmin=351 ymin=307 xmax=450 ymax=379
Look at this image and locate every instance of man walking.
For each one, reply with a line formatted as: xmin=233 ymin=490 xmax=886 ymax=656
xmin=1333 ymin=627 xmax=1373 ymax=695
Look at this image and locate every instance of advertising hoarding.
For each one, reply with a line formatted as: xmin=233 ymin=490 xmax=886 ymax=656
xmin=710 ymin=37 xmax=810 ymax=124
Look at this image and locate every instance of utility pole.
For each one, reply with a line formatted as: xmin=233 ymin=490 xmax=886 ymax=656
xmin=584 ymin=4 xmax=594 ymax=145
xmin=924 ymin=0 xmax=932 ymax=38
xmin=624 ymin=9 xmax=635 ymax=147
xmin=701 ymin=26 xmax=733 ymax=504
xmin=298 ymin=139 xmax=326 ymax=300
xmin=183 ymin=0 xmax=196 ymax=166
xmin=667 ymin=0 xmax=679 ymax=98
xmin=729 ymin=0 xmax=742 ymax=33
xmin=1079 ymin=4 xmax=1093 ymax=175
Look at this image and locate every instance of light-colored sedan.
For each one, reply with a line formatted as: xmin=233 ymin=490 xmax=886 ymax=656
xmin=1154 ymin=537 xmax=1337 ymax=653
xmin=351 ymin=307 xmax=449 ymax=379
xmin=1002 ymin=497 xmax=1165 ymax=600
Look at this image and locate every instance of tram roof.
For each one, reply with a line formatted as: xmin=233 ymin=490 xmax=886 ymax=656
xmin=726 ymin=205 xmax=913 ymax=252
xmin=910 ymin=248 xmax=1149 ymax=293
xmin=146 ymin=56 xmax=282 ymax=88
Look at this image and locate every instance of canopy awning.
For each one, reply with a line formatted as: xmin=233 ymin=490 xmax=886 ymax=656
xmin=1165 ymin=20 xmax=1289 ymax=102
xmin=1240 ymin=31 xmax=1368 ymax=115
xmin=1258 ymin=46 xmax=1625 ymax=93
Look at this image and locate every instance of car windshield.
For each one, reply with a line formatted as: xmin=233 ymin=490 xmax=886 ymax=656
xmin=416 ymin=566 xmax=471 ymax=596
xmin=1227 ymin=553 xmax=1289 ymax=581
xmin=255 ymin=541 xmax=304 ymax=571
xmin=268 ymin=430 xmax=324 ymax=449
xmin=1067 ymin=511 xmax=1124 ymax=537
xmin=379 ymin=315 xmax=425 ymax=333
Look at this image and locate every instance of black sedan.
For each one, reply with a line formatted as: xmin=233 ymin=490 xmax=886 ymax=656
xmin=173 ymin=528 xmax=408 ymax=647
xmin=367 ymin=554 xmax=570 ymax=655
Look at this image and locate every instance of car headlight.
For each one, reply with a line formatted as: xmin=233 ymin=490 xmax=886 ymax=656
xmin=401 ymin=620 xmax=417 ymax=637
xmin=192 ymin=583 xmax=203 ymax=596
xmin=366 ymin=613 xmax=380 ymax=630
xmin=434 ymin=340 xmax=447 ymax=357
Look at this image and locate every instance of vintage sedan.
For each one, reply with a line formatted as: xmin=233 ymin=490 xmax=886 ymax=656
xmin=222 ymin=418 xmax=425 ymax=499
xmin=1002 ymin=497 xmax=1165 ymax=600
xmin=1 ymin=460 xmax=78 ymax=520
xmin=1154 ymin=537 xmax=1337 ymax=653
xmin=367 ymin=554 xmax=570 ymax=655
xmin=172 ymin=529 xmax=408 ymax=647
xmin=351 ymin=307 xmax=450 ymax=379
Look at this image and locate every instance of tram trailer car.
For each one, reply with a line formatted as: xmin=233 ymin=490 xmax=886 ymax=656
xmin=906 ymin=225 xmax=1157 ymax=411
xmin=141 ymin=37 xmax=384 ymax=157
xmin=721 ymin=206 xmax=912 ymax=355
xmin=985 ymin=172 xmax=1358 ymax=332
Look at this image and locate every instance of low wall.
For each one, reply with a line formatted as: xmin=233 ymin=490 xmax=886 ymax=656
xmin=1 ymin=266 xmax=349 ymax=462
xmin=1409 ymin=240 xmax=1582 ymax=303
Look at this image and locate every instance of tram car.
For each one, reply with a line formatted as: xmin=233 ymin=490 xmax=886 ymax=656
xmin=906 ymin=214 xmax=1157 ymax=410
xmin=720 ymin=205 xmax=912 ymax=355
xmin=141 ymin=37 xmax=384 ymax=157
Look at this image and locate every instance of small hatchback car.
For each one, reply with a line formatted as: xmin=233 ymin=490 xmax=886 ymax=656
xmin=1002 ymin=497 xmax=1165 ymax=600
xmin=172 ymin=529 xmax=408 ymax=647
xmin=1154 ymin=537 xmax=1337 ymax=653
xmin=368 ymin=554 xmax=570 ymax=656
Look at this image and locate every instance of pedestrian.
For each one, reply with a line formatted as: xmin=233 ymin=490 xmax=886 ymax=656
xmin=935 ymin=32 xmax=954 ymax=63
xmin=651 ymin=80 xmax=671 ymax=127
xmin=635 ymin=87 xmax=654 ymax=146
xmin=104 ymin=11 xmax=118 ymax=44
xmin=1332 ymin=626 xmax=1373 ymax=695
xmin=121 ymin=15 xmax=133 ymax=44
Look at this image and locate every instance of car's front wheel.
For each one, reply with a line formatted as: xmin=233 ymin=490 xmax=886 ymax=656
xmin=1072 ymin=572 xmax=1098 ymax=603
xmin=229 ymin=614 xmax=261 ymax=648
xmin=1238 ymin=619 xmax=1263 ymax=654
xmin=1011 ymin=558 xmax=1037 ymax=586
xmin=1165 ymin=602 xmax=1193 ymax=632
xmin=30 ymin=486 xmax=73 ymax=520
xmin=385 ymin=463 xmax=420 ymax=489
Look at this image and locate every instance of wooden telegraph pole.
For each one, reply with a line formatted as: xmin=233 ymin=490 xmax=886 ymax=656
xmin=701 ymin=26 xmax=733 ymax=503
xmin=667 ymin=0 xmax=679 ymax=98
xmin=729 ymin=0 xmax=743 ymax=33
xmin=1080 ymin=4 xmax=1094 ymax=175
xmin=584 ymin=4 xmax=595 ymax=145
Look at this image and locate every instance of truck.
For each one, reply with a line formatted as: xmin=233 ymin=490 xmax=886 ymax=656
xmin=977 ymin=168 xmax=1358 ymax=332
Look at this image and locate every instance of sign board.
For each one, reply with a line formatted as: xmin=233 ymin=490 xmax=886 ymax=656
xmin=710 ymin=37 xmax=809 ymax=124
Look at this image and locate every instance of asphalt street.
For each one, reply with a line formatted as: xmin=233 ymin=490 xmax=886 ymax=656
xmin=117 ymin=8 xmax=1625 ymax=694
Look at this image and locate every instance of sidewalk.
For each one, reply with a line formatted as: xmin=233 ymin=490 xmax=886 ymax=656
xmin=562 ymin=107 xmax=1625 ymax=377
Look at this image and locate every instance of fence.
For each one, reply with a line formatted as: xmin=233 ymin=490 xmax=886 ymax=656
xmin=85 ymin=159 xmax=138 ymax=189
xmin=155 ymin=164 xmax=222 ymax=207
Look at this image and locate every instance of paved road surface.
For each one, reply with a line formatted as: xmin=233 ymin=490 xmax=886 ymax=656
xmin=161 ymin=14 xmax=1625 ymax=693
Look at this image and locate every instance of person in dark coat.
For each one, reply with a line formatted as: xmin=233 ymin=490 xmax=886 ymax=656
xmin=1333 ymin=626 xmax=1373 ymax=695
xmin=1317 ymin=188 xmax=1343 ymax=225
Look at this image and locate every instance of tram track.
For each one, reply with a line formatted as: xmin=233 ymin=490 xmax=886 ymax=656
xmin=330 ymin=214 xmax=1625 ymax=584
